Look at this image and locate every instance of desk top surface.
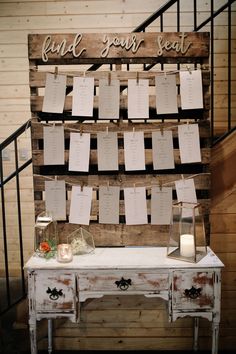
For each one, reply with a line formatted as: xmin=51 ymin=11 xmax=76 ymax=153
xmin=24 ymin=247 xmax=224 ymax=270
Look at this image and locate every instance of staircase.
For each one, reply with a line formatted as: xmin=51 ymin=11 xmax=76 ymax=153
xmin=0 ymin=0 xmax=235 ymax=351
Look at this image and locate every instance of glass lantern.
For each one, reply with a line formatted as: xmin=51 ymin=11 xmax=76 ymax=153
xmin=167 ymin=201 xmax=207 ymax=263
xmin=67 ymin=227 xmax=95 ymax=255
xmin=34 ymin=211 xmax=58 ymax=259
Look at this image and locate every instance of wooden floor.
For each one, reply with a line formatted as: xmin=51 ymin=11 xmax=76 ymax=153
xmin=0 ymin=309 xmax=234 ymax=354
xmin=19 ymin=351 xmax=236 ymax=354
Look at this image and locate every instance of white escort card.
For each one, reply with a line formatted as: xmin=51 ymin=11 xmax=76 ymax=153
xmin=69 ymin=186 xmax=92 ymax=225
xmin=155 ymin=75 xmax=178 ymax=114
xmin=45 ymin=180 xmax=66 ymax=221
xmin=178 ymin=124 xmax=201 ymax=163
xmin=124 ymin=131 xmax=146 ymax=171
xmin=97 ymin=131 xmax=119 ymax=171
xmin=179 ymin=70 xmax=203 ymax=109
xmin=42 ymin=73 xmax=66 ymax=113
xmin=152 ymin=130 xmax=175 ymax=170
xmin=68 ymin=132 xmax=90 ymax=172
xmin=72 ymin=76 xmax=94 ymax=117
xmin=128 ymin=79 xmax=149 ymax=119
xmin=175 ymin=178 xmax=197 ymax=217
xmin=124 ymin=187 xmax=148 ymax=225
xmin=99 ymin=79 xmax=120 ymax=119
xmin=99 ymin=186 xmax=120 ymax=224
xmin=43 ymin=125 xmax=65 ymax=165
xmin=151 ymin=186 xmax=172 ymax=225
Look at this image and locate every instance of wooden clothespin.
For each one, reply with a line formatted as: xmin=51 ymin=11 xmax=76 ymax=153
xmin=107 ymin=181 xmax=110 ymax=191
xmin=160 ymin=125 xmax=164 ymax=136
xmin=80 ymin=125 xmax=83 ymax=136
xmin=187 ymin=65 xmax=192 ymax=74
xmin=54 ymin=66 xmax=58 ymax=79
xmin=118 ymin=174 xmax=122 ymax=184
xmin=132 ymin=126 xmax=135 ymax=137
xmin=136 ymin=71 xmax=139 ymax=85
xmin=106 ymin=126 xmax=109 ymax=135
xmin=159 ymin=178 xmax=162 ymax=191
xmin=81 ymin=181 xmax=84 ymax=192
xmin=108 ymin=72 xmax=111 ymax=86
xmin=133 ymin=183 xmax=136 ymax=192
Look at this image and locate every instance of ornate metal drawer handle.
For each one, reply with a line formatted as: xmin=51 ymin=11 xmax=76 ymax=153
xmin=46 ymin=287 xmax=63 ymax=300
xmin=115 ymin=277 xmax=132 ymax=291
xmin=184 ymin=286 xmax=202 ymax=299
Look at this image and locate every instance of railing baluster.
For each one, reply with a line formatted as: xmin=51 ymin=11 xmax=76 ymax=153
xmin=193 ymin=0 xmax=197 ymax=30
xmin=14 ymin=139 xmax=26 ymax=295
xmin=228 ymin=3 xmax=232 ymax=132
xmin=210 ymin=0 xmax=214 ymax=143
xmin=0 ymin=149 xmax=11 ymax=308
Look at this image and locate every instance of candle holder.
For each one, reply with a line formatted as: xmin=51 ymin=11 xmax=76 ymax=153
xmin=167 ymin=202 xmax=207 ymax=263
xmin=57 ymin=244 xmax=73 ymax=263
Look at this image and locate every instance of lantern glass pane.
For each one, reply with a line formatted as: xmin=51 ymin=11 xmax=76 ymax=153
xmin=167 ymin=202 xmax=207 ymax=263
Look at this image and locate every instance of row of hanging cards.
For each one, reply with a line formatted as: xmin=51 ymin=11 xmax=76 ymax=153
xmin=43 ymin=123 xmax=201 ymax=170
xmin=42 ymin=70 xmax=204 ymax=116
xmin=45 ymin=178 xmax=197 ymax=225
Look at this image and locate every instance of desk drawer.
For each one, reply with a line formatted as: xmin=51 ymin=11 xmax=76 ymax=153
xmin=35 ymin=271 xmax=76 ymax=312
xmin=172 ymin=271 xmax=214 ymax=310
xmin=78 ymin=271 xmax=168 ymax=292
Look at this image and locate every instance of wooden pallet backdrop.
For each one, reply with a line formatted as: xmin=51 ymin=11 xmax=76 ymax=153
xmin=28 ymin=31 xmax=212 ymax=352
xmin=29 ymin=32 xmax=210 ymax=247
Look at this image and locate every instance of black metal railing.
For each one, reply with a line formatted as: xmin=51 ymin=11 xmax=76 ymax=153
xmin=88 ymin=0 xmax=235 ymax=142
xmin=0 ymin=121 xmax=32 ymax=315
xmin=0 ymin=0 xmax=234 ymax=316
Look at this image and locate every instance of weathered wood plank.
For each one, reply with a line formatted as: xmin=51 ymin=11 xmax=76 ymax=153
xmin=34 ymin=199 xmax=210 ymax=217
xmin=30 ymin=94 xmax=210 ymax=112
xmin=30 ymin=120 xmax=211 ymax=138
xmin=28 ymin=32 xmax=209 ymax=63
xmin=28 ymin=70 xmax=210 ymax=87
xmin=38 ymin=336 xmax=196 ymax=351
xmin=210 ymin=234 xmax=236 ymax=252
xmin=31 ymin=147 xmax=211 ymax=167
xmin=32 ymin=173 xmax=210 ymax=191
xmin=210 ymin=214 xmax=236 ymax=233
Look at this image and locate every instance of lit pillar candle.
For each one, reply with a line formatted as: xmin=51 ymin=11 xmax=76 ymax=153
xmin=180 ymin=234 xmax=195 ymax=257
xmin=57 ymin=244 xmax=73 ymax=263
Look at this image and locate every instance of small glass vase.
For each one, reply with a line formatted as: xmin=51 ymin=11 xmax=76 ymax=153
xmin=34 ymin=211 xmax=58 ymax=259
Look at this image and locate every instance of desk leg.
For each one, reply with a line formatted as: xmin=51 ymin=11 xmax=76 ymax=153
xmin=29 ymin=318 xmax=37 ymax=354
xmin=212 ymin=321 xmax=219 ymax=354
xmin=193 ymin=317 xmax=199 ymax=352
xmin=48 ymin=319 xmax=53 ymax=354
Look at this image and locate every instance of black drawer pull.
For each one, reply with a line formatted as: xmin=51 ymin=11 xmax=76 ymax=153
xmin=46 ymin=287 xmax=63 ymax=300
xmin=115 ymin=277 xmax=132 ymax=291
xmin=184 ymin=286 xmax=202 ymax=299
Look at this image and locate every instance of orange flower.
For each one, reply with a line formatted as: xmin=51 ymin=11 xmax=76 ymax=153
xmin=40 ymin=241 xmax=51 ymax=253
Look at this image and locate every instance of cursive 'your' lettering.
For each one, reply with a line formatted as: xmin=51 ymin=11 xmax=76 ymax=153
xmin=101 ymin=34 xmax=144 ymax=58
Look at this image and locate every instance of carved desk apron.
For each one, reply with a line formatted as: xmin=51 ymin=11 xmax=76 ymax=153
xmin=24 ymin=247 xmax=224 ymax=354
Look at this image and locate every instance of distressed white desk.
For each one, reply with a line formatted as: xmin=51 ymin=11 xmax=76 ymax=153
xmin=25 ymin=247 xmax=224 ymax=354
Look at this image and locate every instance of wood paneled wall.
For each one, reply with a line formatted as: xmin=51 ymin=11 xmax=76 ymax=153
xmin=0 ymin=0 xmax=235 ymax=271
xmin=0 ymin=0 xmax=235 ymax=351
xmin=210 ymin=129 xmax=236 ymax=352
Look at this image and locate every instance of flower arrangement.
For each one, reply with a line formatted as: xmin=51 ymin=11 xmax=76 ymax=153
xmin=36 ymin=239 xmax=57 ymax=259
